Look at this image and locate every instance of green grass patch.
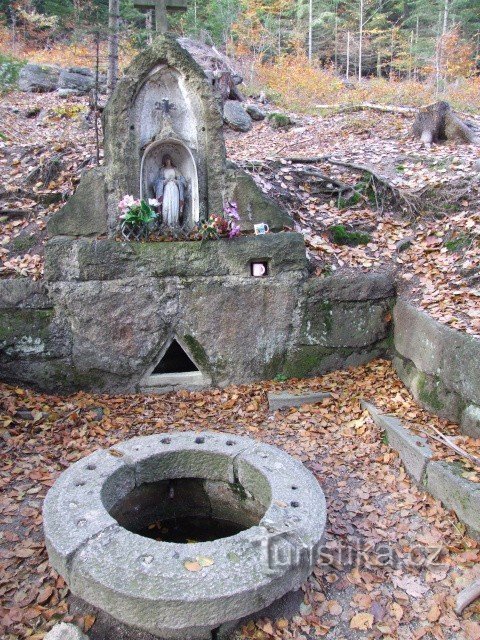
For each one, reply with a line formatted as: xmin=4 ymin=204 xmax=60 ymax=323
xmin=329 ymin=224 xmax=371 ymax=247
xmin=445 ymin=234 xmax=473 ymax=252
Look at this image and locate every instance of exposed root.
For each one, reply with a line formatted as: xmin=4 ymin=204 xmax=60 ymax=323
xmin=455 ymin=579 xmax=480 ymax=615
xmin=250 ymin=156 xmax=422 ymax=216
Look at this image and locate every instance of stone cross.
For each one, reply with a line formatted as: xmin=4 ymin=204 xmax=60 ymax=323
xmin=134 ymin=0 xmax=187 ymax=33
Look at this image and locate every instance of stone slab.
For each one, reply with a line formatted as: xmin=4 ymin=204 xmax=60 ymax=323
xmin=393 ymin=355 xmax=464 ymax=423
xmin=361 ymin=400 xmax=432 ymax=483
xmin=268 ymin=391 xmax=331 ymax=411
xmin=394 ymin=299 xmax=480 ymax=407
xmin=424 ymin=460 xmax=480 ymax=540
xmin=299 ymin=297 xmax=392 ymax=349
xmin=45 ymin=233 xmax=308 ymax=282
xmin=0 ymin=280 xmax=51 ymax=310
xmin=307 ymin=270 xmax=395 ymax=302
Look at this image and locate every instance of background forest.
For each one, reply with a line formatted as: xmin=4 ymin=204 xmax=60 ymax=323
xmin=1 ymin=0 xmax=480 ymax=109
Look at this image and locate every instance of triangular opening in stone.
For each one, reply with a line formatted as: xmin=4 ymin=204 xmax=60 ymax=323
xmin=152 ymin=340 xmax=199 ymax=375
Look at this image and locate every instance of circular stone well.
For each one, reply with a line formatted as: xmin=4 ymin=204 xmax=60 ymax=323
xmin=43 ymin=432 xmax=326 ymax=639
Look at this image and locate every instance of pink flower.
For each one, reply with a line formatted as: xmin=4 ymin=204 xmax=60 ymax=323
xmin=118 ymin=195 xmax=136 ymax=212
xmin=148 ymin=198 xmax=160 ymax=207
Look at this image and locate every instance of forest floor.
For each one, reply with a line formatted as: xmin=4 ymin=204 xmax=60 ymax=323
xmin=1 ymin=90 xmax=479 ymax=335
xmin=1 ymin=360 xmax=480 ymax=640
xmin=1 ymin=85 xmax=480 ymax=639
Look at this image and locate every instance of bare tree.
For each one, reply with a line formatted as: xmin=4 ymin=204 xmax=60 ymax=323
xmin=308 ymin=0 xmax=313 ymax=62
xmin=346 ymin=30 xmax=351 ymax=79
xmin=358 ymin=0 xmax=364 ymax=81
xmin=107 ymin=0 xmax=120 ymax=95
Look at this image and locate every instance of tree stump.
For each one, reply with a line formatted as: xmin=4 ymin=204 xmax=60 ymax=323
xmin=412 ymin=101 xmax=478 ymax=145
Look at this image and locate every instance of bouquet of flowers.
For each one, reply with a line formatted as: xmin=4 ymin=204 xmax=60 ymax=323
xmin=118 ymin=196 xmax=160 ymax=241
xmin=199 ymin=202 xmax=241 ymax=242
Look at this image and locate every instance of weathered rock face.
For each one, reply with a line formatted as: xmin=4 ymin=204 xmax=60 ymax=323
xmin=58 ymin=67 xmax=95 ymax=95
xmin=47 ymin=167 xmax=107 ymax=238
xmin=393 ymin=298 xmax=480 ymax=434
xmin=223 ymin=100 xmax=252 ymax=132
xmin=245 ymin=104 xmax=266 ymax=121
xmin=0 ymin=236 xmax=394 ymax=393
xmin=19 ymin=64 xmax=60 ymax=93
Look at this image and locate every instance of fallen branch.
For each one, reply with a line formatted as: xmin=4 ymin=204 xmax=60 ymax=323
xmin=314 ymin=102 xmax=422 ymax=115
xmin=455 ymin=578 xmax=480 ymax=615
xmin=412 ymin=422 xmax=480 ymax=468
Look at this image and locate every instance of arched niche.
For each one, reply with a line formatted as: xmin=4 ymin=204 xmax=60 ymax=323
xmin=132 ymin=65 xmax=198 ymax=150
xmin=140 ymin=139 xmax=199 ymax=228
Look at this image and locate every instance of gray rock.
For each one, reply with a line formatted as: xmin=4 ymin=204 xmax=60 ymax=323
xmin=424 ymin=460 xmax=480 ymax=540
xmin=44 ymin=623 xmax=89 ymax=640
xmin=268 ymin=391 xmax=331 ymax=411
xmin=474 ymin=159 xmax=480 ymax=173
xmin=58 ymin=67 xmax=94 ymax=94
xmin=223 ymin=100 xmax=252 ymax=132
xmin=47 ymin=167 xmax=107 ymax=238
xmin=393 ymin=355 xmax=464 ymax=423
xmin=245 ymin=104 xmax=265 ymax=121
xmin=0 ymin=280 xmax=50 ymax=309
xmin=299 ymin=295 xmax=392 ymax=349
xmin=225 ymin=162 xmax=294 ymax=233
xmin=361 ymin=400 xmax=432 ymax=483
xmin=307 ymin=270 xmax=395 ymax=302
xmin=19 ymin=63 xmax=60 ymax=92
xmin=45 ymin=233 xmax=308 ymax=282
xmin=396 ymin=236 xmax=414 ymax=252
xmin=394 ymin=299 xmax=480 ymax=408
xmin=461 ymin=405 xmax=480 ymax=439
xmin=57 ymin=88 xmax=84 ymax=98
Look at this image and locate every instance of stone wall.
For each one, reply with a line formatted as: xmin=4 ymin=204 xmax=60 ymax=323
xmin=0 ymin=235 xmax=395 ymax=394
xmin=393 ymin=298 xmax=480 ymax=437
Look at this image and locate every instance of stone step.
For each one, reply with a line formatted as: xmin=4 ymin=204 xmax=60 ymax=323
xmin=268 ymin=391 xmax=332 ymax=412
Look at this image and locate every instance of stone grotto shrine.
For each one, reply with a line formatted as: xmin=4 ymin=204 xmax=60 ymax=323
xmin=0 ymin=36 xmax=395 ymax=393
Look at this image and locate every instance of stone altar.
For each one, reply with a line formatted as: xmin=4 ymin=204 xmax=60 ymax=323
xmin=0 ymin=36 xmax=395 ymax=393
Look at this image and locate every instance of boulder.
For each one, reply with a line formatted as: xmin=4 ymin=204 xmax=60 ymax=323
xmin=225 ymin=162 xmax=294 ymax=232
xmin=44 ymin=622 xmax=89 ymax=640
xmin=223 ymin=100 xmax=252 ymax=132
xmin=267 ymin=112 xmax=292 ymax=129
xmin=18 ymin=64 xmax=60 ymax=93
xmin=245 ymin=104 xmax=265 ymax=121
xmin=58 ymin=67 xmax=94 ymax=95
xmin=47 ymin=167 xmax=107 ymax=238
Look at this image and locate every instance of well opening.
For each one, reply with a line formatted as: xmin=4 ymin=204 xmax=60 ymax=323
xmin=109 ymin=476 xmax=267 ymax=543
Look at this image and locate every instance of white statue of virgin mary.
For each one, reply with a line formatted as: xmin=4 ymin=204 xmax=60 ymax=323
xmin=153 ymin=155 xmax=187 ymax=228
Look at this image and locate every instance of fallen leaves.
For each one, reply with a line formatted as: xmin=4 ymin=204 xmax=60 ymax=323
xmin=350 ymin=611 xmax=374 ymax=629
xmin=1 ymin=359 xmax=479 ymax=639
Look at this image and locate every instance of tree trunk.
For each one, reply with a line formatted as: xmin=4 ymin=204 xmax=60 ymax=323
xmin=308 ymin=0 xmax=313 ymax=62
xmin=358 ymin=0 xmax=364 ymax=82
xmin=346 ymin=31 xmax=350 ymax=79
xmin=107 ymin=0 xmax=120 ymax=96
